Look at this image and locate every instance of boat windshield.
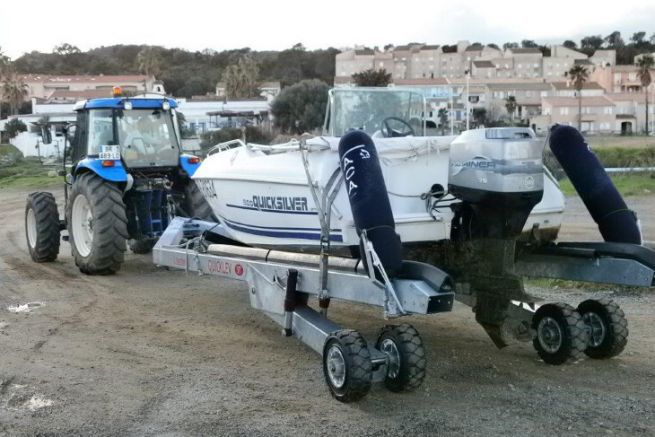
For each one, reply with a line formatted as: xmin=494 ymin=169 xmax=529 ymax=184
xmin=324 ymin=88 xmax=426 ymax=137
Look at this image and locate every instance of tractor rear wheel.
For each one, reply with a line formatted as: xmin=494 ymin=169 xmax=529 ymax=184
xmin=184 ymin=180 xmax=216 ymax=221
xmin=67 ymin=172 xmax=128 ymax=275
xmin=25 ymin=192 xmax=61 ymax=262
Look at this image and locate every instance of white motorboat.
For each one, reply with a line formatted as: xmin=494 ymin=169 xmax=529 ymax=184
xmin=192 ymin=88 xmax=565 ymax=249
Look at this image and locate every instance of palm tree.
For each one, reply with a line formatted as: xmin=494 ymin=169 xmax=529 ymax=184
xmin=438 ymin=107 xmax=449 ymax=135
xmin=0 ymin=47 xmax=10 ymax=119
xmin=505 ymin=95 xmax=517 ymax=125
xmin=636 ymin=55 xmax=654 ymax=135
xmin=568 ymin=65 xmax=589 ymax=131
xmin=1 ymin=73 xmax=28 ymax=115
xmin=137 ymin=47 xmax=162 ymax=78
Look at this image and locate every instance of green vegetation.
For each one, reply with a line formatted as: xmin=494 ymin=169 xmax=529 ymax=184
xmin=0 ymin=152 xmax=60 ymax=189
xmin=558 ymin=173 xmax=655 ymax=197
xmin=270 ymin=79 xmax=330 ymax=134
xmin=586 ymin=135 xmax=655 ymax=149
xmin=351 ymin=69 xmax=392 ymax=87
xmin=12 ymin=43 xmax=339 ymax=98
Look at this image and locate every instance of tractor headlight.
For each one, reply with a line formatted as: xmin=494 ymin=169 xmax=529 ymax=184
xmin=124 ymin=101 xmax=133 ymax=110
xmin=162 ymin=101 xmax=170 ymax=110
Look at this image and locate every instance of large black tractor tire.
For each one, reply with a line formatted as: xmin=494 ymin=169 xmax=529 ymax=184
xmin=322 ymin=329 xmax=372 ymax=403
xmin=25 ymin=192 xmax=61 ymax=262
xmin=184 ymin=180 xmax=216 ymax=221
xmin=577 ymin=299 xmax=628 ymax=359
xmin=66 ymin=172 xmax=128 ymax=275
xmin=532 ymin=303 xmax=588 ymax=365
xmin=129 ymin=238 xmax=157 ymax=254
xmin=376 ymin=324 xmax=427 ymax=392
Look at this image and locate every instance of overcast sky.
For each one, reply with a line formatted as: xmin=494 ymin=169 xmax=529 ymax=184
xmin=1 ymin=0 xmax=654 ymax=59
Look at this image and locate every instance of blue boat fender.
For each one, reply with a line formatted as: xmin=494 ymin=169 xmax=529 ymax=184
xmin=549 ymin=124 xmax=641 ymax=244
xmin=338 ymin=130 xmax=403 ymax=276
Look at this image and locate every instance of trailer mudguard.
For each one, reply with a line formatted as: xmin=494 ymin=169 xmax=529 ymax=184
xmin=549 ymin=125 xmax=641 ymax=244
xmin=75 ymin=158 xmax=128 ymax=183
xmin=338 ymin=130 xmax=402 ymax=276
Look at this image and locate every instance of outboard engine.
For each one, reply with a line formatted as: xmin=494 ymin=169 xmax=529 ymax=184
xmin=549 ymin=125 xmax=641 ymax=244
xmin=448 ymin=128 xmax=545 ymax=240
xmin=338 ymin=130 xmax=402 ymax=276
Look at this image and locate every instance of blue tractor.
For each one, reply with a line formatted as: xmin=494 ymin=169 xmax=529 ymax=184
xmin=24 ymin=92 xmax=213 ymax=274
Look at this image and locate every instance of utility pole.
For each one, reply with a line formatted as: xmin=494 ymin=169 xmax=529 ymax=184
xmin=449 ymin=92 xmax=454 ymax=135
xmin=465 ymin=69 xmax=470 ymax=131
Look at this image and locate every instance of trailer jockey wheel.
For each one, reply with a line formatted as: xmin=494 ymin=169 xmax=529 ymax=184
xmin=376 ymin=324 xmax=426 ymax=392
xmin=532 ymin=303 xmax=588 ymax=365
xmin=322 ymin=330 xmax=372 ymax=403
xmin=577 ymin=299 xmax=628 ymax=359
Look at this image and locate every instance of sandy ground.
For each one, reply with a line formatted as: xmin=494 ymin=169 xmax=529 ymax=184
xmin=0 ymin=187 xmax=654 ymax=436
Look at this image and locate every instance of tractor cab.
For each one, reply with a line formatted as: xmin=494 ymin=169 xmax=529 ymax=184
xmin=70 ymin=93 xmax=185 ymax=173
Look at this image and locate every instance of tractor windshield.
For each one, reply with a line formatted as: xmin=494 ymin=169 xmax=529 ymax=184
xmin=117 ymin=109 xmax=179 ymax=168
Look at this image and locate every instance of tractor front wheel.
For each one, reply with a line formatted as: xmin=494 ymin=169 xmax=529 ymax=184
xmin=67 ymin=172 xmax=128 ymax=275
xmin=25 ymin=192 xmax=61 ymax=262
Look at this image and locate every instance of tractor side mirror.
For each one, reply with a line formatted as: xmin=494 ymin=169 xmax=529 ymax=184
xmin=41 ymin=126 xmax=52 ymax=144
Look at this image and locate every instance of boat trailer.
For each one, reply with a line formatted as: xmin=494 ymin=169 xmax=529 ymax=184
xmin=153 ymin=216 xmax=655 ymax=402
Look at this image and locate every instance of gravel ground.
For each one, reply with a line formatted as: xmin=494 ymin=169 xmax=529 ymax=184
xmin=0 ymin=188 xmax=654 ymax=436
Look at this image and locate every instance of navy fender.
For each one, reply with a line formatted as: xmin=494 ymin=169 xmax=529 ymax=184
xmin=338 ymin=130 xmax=402 ymax=276
xmin=549 ymin=125 xmax=641 ymax=244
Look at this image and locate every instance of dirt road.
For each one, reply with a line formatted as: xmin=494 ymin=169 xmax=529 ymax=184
xmin=1 ymin=188 xmax=654 ymax=436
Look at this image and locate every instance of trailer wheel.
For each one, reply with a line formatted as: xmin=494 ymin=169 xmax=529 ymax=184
xmin=67 ymin=172 xmax=128 ymax=275
xmin=532 ymin=303 xmax=588 ymax=365
xmin=376 ymin=324 xmax=426 ymax=392
xmin=322 ymin=329 xmax=372 ymax=403
xmin=128 ymin=238 xmax=156 ymax=254
xmin=184 ymin=180 xmax=216 ymax=221
xmin=25 ymin=192 xmax=61 ymax=262
xmin=577 ymin=299 xmax=628 ymax=359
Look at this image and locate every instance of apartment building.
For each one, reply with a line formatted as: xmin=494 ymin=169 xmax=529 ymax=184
xmin=485 ymin=81 xmax=552 ymax=118
xmin=335 ymin=43 xmax=614 ymax=84
xmin=531 ymin=96 xmax=617 ymax=134
xmin=551 ymin=81 xmax=605 ymax=97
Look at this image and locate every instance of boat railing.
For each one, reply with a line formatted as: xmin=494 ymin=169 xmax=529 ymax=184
xmin=207 ymin=138 xmax=331 ymax=156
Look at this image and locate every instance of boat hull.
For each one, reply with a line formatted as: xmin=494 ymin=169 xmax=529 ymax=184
xmin=192 ymin=136 xmax=565 ymax=248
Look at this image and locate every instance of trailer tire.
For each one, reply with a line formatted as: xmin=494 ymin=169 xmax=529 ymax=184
xmin=25 ymin=192 xmax=60 ymax=262
xmin=67 ymin=172 xmax=128 ymax=275
xmin=532 ymin=303 xmax=588 ymax=365
xmin=577 ymin=299 xmax=628 ymax=359
xmin=129 ymin=238 xmax=156 ymax=254
xmin=184 ymin=180 xmax=216 ymax=221
xmin=376 ymin=324 xmax=426 ymax=392
xmin=323 ymin=329 xmax=372 ymax=403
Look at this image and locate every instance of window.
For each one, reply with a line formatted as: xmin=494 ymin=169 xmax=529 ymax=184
xmin=604 ymin=107 xmax=613 ymax=114
xmin=560 ymin=107 xmax=569 ymax=115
